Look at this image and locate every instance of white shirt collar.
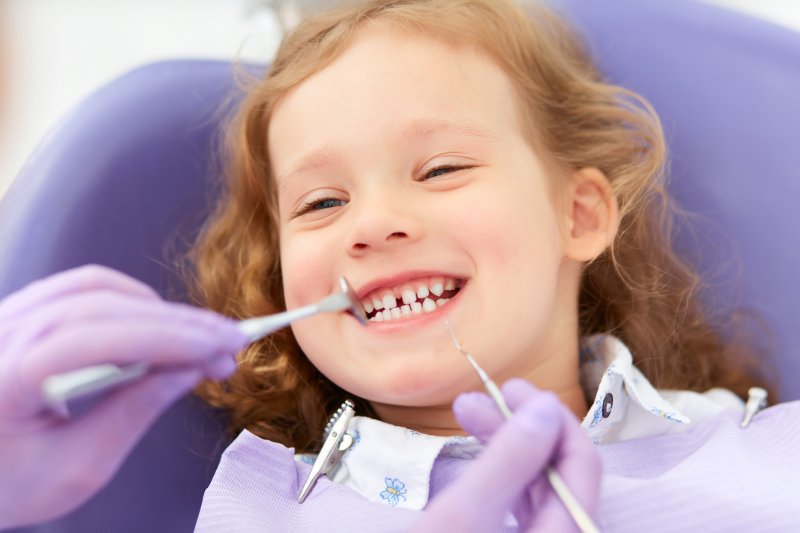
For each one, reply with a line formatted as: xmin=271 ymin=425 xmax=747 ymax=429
xmin=296 ymin=334 xmax=743 ymax=510
xmin=579 ymin=334 xmax=691 ymax=443
xmin=322 ymin=418 xmax=481 ymax=509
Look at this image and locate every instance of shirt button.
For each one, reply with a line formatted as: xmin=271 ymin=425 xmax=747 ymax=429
xmin=602 ymin=393 xmax=613 ymax=418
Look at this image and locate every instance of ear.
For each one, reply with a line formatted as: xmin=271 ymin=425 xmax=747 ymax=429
xmin=560 ymin=167 xmax=619 ymax=262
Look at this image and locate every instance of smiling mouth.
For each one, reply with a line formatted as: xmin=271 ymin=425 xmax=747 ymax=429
xmin=361 ymin=276 xmax=464 ymax=322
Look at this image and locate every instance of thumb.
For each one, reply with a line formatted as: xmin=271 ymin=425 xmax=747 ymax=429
xmin=416 ymin=393 xmax=563 ymax=532
xmin=452 ymin=391 xmax=506 ymax=441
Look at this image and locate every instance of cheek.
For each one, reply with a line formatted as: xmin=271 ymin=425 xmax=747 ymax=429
xmin=445 ymin=179 xmax=563 ymax=346
xmin=280 ymin=233 xmax=332 ymax=308
xmin=281 ymin=240 xmax=338 ymax=376
xmin=446 ymin=181 xmax=560 ymax=270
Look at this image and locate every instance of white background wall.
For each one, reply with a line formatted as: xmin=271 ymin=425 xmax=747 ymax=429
xmin=0 ymin=0 xmax=284 ymax=199
xmin=1 ymin=0 xmax=799 ymax=200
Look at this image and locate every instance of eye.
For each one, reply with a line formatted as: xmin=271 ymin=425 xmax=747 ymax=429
xmin=420 ymin=164 xmax=473 ymax=181
xmin=294 ymin=197 xmax=346 ymax=217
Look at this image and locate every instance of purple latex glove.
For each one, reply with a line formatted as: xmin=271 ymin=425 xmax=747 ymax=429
xmin=416 ymin=378 xmax=601 ymax=532
xmin=0 ymin=265 xmax=248 ymax=529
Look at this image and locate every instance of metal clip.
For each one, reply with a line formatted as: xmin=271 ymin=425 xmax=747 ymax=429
xmin=740 ymin=387 xmax=768 ymax=429
xmin=298 ymin=400 xmax=356 ymax=503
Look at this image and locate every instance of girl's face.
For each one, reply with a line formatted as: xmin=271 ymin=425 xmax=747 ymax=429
xmin=271 ymin=28 xmax=581 ymax=421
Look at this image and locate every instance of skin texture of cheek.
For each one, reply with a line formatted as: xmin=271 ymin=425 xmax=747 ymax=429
xmin=279 ymin=231 xmax=334 ymax=310
xmin=450 ymin=180 xmax=565 ymax=376
xmin=280 ymin=230 xmax=377 ymax=396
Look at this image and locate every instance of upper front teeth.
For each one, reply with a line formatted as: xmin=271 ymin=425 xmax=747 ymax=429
xmin=430 ymin=277 xmax=444 ymax=297
xmin=402 ymin=289 xmax=416 ymax=305
xmin=416 ymin=284 xmax=429 ymax=299
xmin=362 ymin=277 xmax=462 ymax=322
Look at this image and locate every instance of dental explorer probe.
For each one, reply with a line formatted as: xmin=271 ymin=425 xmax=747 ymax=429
xmin=443 ymin=319 xmax=601 ymax=533
xmin=41 ymin=277 xmax=368 ymax=417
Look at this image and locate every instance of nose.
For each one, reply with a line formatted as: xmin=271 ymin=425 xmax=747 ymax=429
xmin=345 ymin=189 xmax=424 ymax=255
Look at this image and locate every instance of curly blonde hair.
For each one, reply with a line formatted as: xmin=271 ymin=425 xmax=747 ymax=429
xmin=185 ymin=0 xmax=774 ymax=452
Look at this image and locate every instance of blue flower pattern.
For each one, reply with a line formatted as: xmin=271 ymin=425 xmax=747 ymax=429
xmin=380 ymin=477 xmax=408 ymax=506
xmin=589 ymin=398 xmax=604 ymax=427
xmin=649 ymin=407 xmax=682 ymax=422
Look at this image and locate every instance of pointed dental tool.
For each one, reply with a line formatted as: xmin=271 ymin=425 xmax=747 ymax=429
xmin=442 ymin=319 xmax=600 ymax=533
xmin=445 ymin=319 xmax=512 ymax=418
xmin=42 ymin=277 xmax=367 ymax=417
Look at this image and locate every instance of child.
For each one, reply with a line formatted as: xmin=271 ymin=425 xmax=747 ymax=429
xmin=180 ymin=0 xmax=800 ymax=530
xmin=1 ymin=0 xmax=798 ymax=530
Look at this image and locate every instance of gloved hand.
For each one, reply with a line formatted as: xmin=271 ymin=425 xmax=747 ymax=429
xmin=0 ymin=265 xmax=248 ymax=529
xmin=415 ymin=378 xmax=601 ymax=532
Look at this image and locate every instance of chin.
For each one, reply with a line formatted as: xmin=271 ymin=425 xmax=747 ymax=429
xmin=345 ymin=367 xmax=466 ymax=407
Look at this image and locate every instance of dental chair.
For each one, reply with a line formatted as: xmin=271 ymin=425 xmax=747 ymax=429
xmin=1 ymin=0 xmax=798 ymax=530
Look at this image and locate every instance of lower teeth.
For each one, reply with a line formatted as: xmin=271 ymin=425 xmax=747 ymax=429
xmin=369 ymin=296 xmax=451 ymax=322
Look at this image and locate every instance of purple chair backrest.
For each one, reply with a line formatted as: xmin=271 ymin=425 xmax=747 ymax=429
xmin=1 ymin=1 xmax=798 ymax=531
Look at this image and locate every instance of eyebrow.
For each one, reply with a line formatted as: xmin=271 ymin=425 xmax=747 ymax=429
xmin=400 ymin=118 xmax=499 ymax=143
xmin=277 ymin=146 xmax=341 ymax=190
xmin=277 ymin=118 xmax=498 ymax=187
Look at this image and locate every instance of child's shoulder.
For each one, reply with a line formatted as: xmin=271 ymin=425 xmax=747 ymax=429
xmin=596 ymin=401 xmax=800 ymax=529
xmin=596 ymin=398 xmax=799 ymax=474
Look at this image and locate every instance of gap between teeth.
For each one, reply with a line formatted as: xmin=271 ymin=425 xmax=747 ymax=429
xmin=369 ymin=297 xmax=451 ymax=322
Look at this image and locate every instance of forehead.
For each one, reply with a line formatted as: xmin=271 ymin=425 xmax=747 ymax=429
xmin=268 ymin=27 xmax=524 ymax=181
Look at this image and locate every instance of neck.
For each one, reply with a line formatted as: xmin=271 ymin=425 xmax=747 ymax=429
xmin=369 ymin=402 xmax=464 ymax=436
